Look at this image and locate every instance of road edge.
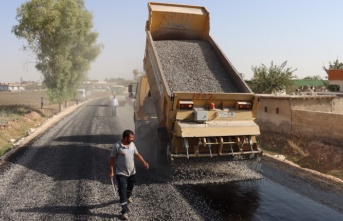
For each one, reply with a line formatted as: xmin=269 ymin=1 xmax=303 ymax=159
xmin=263 ymin=153 xmax=343 ymax=185
xmin=0 ymin=100 xmax=89 ymax=166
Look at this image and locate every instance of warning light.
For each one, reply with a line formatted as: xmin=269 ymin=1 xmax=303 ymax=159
xmin=179 ymin=101 xmax=194 ymax=110
xmin=236 ymin=101 xmax=251 ymax=110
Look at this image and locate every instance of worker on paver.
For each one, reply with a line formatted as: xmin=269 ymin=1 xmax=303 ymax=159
xmin=109 ymin=130 xmax=149 ymax=220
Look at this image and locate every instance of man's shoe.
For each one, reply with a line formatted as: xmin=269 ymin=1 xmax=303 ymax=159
xmin=121 ymin=213 xmax=128 ymax=220
xmin=127 ymin=197 xmax=133 ymax=203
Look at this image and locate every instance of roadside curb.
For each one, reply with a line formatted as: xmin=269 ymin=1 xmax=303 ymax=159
xmin=263 ymin=153 xmax=343 ymax=185
xmin=0 ymin=100 xmax=89 ymax=165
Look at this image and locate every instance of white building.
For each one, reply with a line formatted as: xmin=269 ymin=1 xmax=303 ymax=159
xmin=0 ymin=83 xmax=25 ymax=91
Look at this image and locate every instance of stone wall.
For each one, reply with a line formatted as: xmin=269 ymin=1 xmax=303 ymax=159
xmin=332 ymin=96 xmax=343 ymax=113
xmin=292 ymin=110 xmax=343 ymax=142
xmin=256 ymin=95 xmax=343 ymax=142
xmin=256 ymin=97 xmax=292 ymax=133
xmin=291 ymin=97 xmax=334 ymax=112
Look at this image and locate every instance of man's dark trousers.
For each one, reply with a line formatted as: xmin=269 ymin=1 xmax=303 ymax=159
xmin=116 ymin=174 xmax=136 ymax=214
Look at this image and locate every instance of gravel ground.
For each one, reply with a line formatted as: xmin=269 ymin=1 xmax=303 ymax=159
xmin=154 ymin=40 xmax=239 ymax=93
xmin=1 ymin=97 xmax=342 ymax=220
xmin=0 ymin=98 xmax=261 ymax=220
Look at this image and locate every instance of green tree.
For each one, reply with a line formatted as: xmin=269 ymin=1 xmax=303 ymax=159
xmin=323 ymin=58 xmax=343 ymax=73
xmin=250 ymin=61 xmax=297 ymax=94
xmin=323 ymin=58 xmax=343 ymax=91
xmin=105 ymin=77 xmax=133 ymax=86
xmin=304 ymin=75 xmax=322 ymax=80
xmin=25 ymin=82 xmax=42 ymax=90
xmin=12 ymin=0 xmax=102 ymax=111
xmin=133 ymin=69 xmax=140 ymax=81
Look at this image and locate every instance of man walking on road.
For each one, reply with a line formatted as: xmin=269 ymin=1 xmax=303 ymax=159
xmin=109 ymin=130 xmax=149 ymax=220
xmin=40 ymin=97 xmax=44 ymax=109
xmin=111 ymin=95 xmax=119 ymax=117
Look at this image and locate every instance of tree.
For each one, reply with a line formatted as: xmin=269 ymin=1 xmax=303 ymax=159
xmin=323 ymin=58 xmax=343 ymax=91
xmin=250 ymin=61 xmax=297 ymax=94
xmin=304 ymin=75 xmax=322 ymax=80
xmin=323 ymin=58 xmax=343 ymax=73
xmin=12 ymin=0 xmax=102 ymax=111
xmin=104 ymin=77 xmax=133 ymax=86
xmin=133 ymin=69 xmax=140 ymax=81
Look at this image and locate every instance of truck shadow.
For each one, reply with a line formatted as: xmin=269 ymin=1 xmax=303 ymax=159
xmin=6 ymin=134 xmax=166 ymax=185
xmin=54 ymin=134 xmax=119 ymax=144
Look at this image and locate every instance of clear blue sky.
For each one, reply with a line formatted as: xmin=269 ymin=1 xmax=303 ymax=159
xmin=1 ymin=0 xmax=343 ymax=83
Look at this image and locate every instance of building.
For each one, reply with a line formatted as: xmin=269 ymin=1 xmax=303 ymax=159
xmin=328 ymin=69 xmax=343 ymax=91
xmin=0 ymin=83 xmax=25 ymax=91
xmin=255 ymin=94 xmax=343 ymax=142
xmin=292 ymin=79 xmax=327 ymax=92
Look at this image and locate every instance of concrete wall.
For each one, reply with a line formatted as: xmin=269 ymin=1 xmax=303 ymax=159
xmin=256 ymin=97 xmax=292 ymax=133
xmin=332 ymin=96 xmax=343 ymax=113
xmin=256 ymin=95 xmax=343 ymax=142
xmin=292 ymin=110 xmax=343 ymax=142
xmin=291 ymin=97 xmax=334 ymax=112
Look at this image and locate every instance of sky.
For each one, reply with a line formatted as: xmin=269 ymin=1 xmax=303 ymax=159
xmin=1 ymin=0 xmax=343 ymax=83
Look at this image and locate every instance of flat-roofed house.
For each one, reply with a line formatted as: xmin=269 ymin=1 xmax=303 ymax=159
xmin=0 ymin=83 xmax=25 ymax=91
xmin=328 ymin=69 xmax=343 ymax=91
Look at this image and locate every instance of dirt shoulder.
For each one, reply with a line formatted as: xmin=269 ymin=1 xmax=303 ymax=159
xmin=0 ymin=101 xmax=88 ymax=165
xmin=260 ymin=132 xmax=343 ymax=183
xmin=263 ymin=153 xmax=343 ymax=189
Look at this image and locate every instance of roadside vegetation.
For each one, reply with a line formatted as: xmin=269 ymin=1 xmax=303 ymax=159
xmin=0 ymin=91 xmax=58 ymax=156
xmin=0 ymin=90 xmax=111 ymax=157
xmin=13 ymin=0 xmax=102 ymax=112
xmin=0 ymin=105 xmax=56 ymax=156
xmin=260 ymin=132 xmax=343 ymax=180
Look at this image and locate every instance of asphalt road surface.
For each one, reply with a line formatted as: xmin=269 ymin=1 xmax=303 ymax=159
xmin=0 ymin=97 xmax=343 ymax=220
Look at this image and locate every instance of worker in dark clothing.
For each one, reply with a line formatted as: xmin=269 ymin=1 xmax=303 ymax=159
xmin=40 ymin=97 xmax=44 ymax=109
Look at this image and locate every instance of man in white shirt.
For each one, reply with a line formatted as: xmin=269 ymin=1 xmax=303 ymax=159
xmin=109 ymin=130 xmax=149 ymax=220
xmin=111 ymin=95 xmax=119 ymax=117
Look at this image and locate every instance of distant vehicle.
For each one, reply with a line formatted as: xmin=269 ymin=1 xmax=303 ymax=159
xmin=128 ymin=83 xmax=138 ymax=98
xmin=77 ymin=89 xmax=86 ymax=100
xmin=110 ymin=85 xmax=125 ymax=95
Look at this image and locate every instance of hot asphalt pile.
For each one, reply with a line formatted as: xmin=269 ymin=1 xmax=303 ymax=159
xmin=154 ymin=40 xmax=239 ymax=93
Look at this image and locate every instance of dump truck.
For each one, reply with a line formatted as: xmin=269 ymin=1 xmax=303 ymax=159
xmin=133 ymin=2 xmax=262 ymax=162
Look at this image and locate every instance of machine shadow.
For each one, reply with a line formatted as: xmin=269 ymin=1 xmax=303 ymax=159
xmin=54 ymin=134 xmax=120 ymax=144
xmin=7 ymin=134 xmax=168 ymax=185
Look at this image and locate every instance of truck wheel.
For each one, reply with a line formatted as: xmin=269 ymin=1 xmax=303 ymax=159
xmin=166 ymin=144 xmax=172 ymax=162
xmin=157 ymin=138 xmax=171 ymax=165
xmin=156 ymin=127 xmax=171 ymax=165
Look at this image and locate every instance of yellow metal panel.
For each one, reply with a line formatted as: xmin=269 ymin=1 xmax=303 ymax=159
xmin=174 ymin=120 xmax=260 ymax=137
xmin=175 ymin=110 xmax=254 ymax=121
xmin=174 ymin=92 xmax=255 ymax=101
xmin=147 ymin=2 xmax=209 ymax=40
xmin=176 ymin=110 xmax=193 ymax=120
xmin=150 ymin=3 xmax=207 ymax=15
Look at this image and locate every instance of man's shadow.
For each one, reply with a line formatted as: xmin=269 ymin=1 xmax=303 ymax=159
xmin=16 ymin=200 xmax=122 ymax=219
